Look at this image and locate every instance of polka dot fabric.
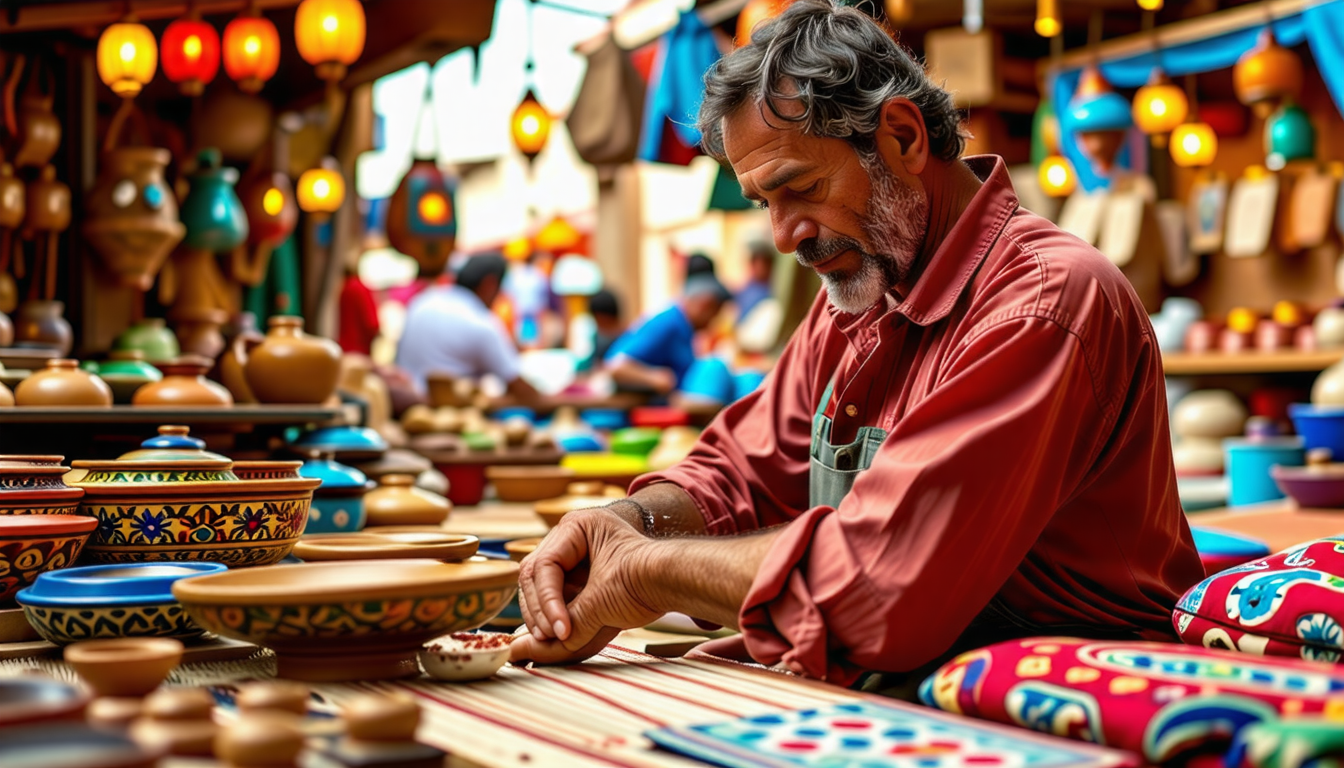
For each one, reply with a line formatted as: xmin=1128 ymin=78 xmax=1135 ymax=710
xmin=1173 ymin=538 xmax=1344 ymax=663
xmin=917 ymin=637 xmax=1344 ymax=764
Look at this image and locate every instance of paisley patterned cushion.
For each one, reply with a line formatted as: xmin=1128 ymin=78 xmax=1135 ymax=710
xmin=1173 ymin=538 xmax=1344 ymax=663
xmin=918 ymin=637 xmax=1344 ymax=764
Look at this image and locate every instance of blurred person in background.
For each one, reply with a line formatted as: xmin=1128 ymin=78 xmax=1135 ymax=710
xmin=604 ymin=273 xmax=731 ymax=395
xmin=735 ymin=241 xmax=776 ymax=326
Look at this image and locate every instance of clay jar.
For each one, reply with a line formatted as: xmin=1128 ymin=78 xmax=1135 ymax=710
xmin=241 ymin=316 xmax=341 ymax=404
xmin=364 ymin=474 xmax=451 ymax=527
xmin=219 ymin=314 xmax=263 ymax=404
xmin=132 ymin=356 xmax=234 ymax=407
xmin=114 ymin=318 xmax=180 ymax=364
xmin=83 ymin=147 xmax=185 ymax=292
xmin=15 ymin=359 xmax=112 ymax=406
xmin=25 ymin=164 xmax=70 ymax=233
xmin=12 ymin=300 xmax=72 ymax=355
xmin=14 ymin=93 xmax=61 ymax=170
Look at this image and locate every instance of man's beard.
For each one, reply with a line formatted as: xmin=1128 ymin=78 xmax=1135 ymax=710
xmin=795 ymin=153 xmax=929 ymax=314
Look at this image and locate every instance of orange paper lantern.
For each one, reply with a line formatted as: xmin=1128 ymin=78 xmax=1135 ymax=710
xmin=1038 ymin=155 xmax=1076 ymax=197
xmin=223 ymin=10 xmax=281 ymax=94
xmin=1132 ymin=70 xmax=1188 ymax=143
xmin=511 ymin=88 xmax=551 ymax=160
xmin=295 ymin=0 xmax=366 ymax=82
xmin=97 ymin=19 xmax=157 ymax=98
xmin=161 ymin=13 xmax=220 ymax=96
xmin=1170 ymin=121 xmax=1218 ymax=168
xmin=297 ymin=158 xmax=345 ymax=214
xmin=1234 ymin=29 xmax=1303 ymax=115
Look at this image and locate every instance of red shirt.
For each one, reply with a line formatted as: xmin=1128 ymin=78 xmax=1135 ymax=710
xmin=338 ymin=274 xmax=381 ymax=356
xmin=633 ymin=156 xmax=1203 ymax=685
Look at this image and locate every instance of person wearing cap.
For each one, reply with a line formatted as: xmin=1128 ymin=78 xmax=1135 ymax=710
xmin=603 ymin=273 xmax=732 ymax=395
xmin=396 ymin=253 xmax=544 ymax=405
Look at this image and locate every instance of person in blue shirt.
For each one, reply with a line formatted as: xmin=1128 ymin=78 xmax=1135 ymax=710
xmin=735 ymin=241 xmax=775 ymax=325
xmin=604 ymin=273 xmax=731 ymax=395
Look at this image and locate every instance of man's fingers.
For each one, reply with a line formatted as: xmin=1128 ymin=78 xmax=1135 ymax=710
xmin=517 ymin=559 xmax=555 ymax=639
xmin=509 ymin=626 xmax=619 ymax=666
xmin=533 ymin=558 xmax=573 ymax=641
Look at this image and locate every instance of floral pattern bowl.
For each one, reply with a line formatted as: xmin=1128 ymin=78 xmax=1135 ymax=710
xmin=0 ymin=515 xmax=98 ymax=602
xmin=0 ymin=455 xmax=84 ymax=516
xmin=172 ymin=559 xmax=519 ymax=681
xmin=17 ymin=562 xmax=227 ymax=645
xmin=69 ymin=459 xmax=320 ymax=567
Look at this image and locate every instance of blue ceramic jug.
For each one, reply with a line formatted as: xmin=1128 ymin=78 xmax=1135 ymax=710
xmin=180 ymin=148 xmax=249 ymax=252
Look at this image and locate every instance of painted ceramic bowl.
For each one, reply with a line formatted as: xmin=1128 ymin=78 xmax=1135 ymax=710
xmin=610 ymin=428 xmax=661 ymax=457
xmin=364 ymin=474 xmax=451 ymax=527
xmin=299 ymin=456 xmax=373 ymax=535
xmin=0 ymin=514 xmax=98 ymax=602
xmin=0 ymin=722 xmax=164 ymax=768
xmin=69 ymin=459 xmax=320 ymax=567
xmin=0 ymin=455 xmax=84 ymax=515
xmin=230 ymin=461 xmax=303 ymax=481
xmin=486 ymin=465 xmax=576 ymax=502
xmin=419 ymin=631 xmax=513 ymax=681
xmin=172 ymin=559 xmax=520 ymax=681
xmin=0 ymin=677 xmax=90 ymax=728
xmin=16 ymin=561 xmax=227 ymax=645
xmin=291 ymin=426 xmax=389 ymax=462
xmin=292 ymin=531 xmax=478 ymax=562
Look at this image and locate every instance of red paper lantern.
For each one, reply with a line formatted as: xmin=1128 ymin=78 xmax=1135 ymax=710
xmin=223 ymin=11 xmax=280 ymax=93
xmin=162 ymin=13 xmax=220 ymax=96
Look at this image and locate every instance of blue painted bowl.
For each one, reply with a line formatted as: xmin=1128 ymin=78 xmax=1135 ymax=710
xmin=1224 ymin=437 xmax=1305 ymax=507
xmin=557 ymin=433 xmax=604 ymax=453
xmin=299 ymin=457 xmax=372 ymax=534
xmin=1288 ymin=404 xmax=1344 ymax=461
xmin=16 ymin=561 xmax=227 ymax=645
xmin=1070 ymin=92 xmax=1134 ymax=132
xmin=494 ymin=407 xmax=536 ymax=424
xmin=680 ymin=358 xmax=734 ymax=404
xmin=292 ymin=426 xmax=389 ymax=462
xmin=580 ymin=408 xmax=628 ymax=431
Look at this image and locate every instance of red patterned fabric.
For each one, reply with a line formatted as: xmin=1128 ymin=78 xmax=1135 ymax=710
xmin=1174 ymin=538 xmax=1344 ymax=664
xmin=918 ymin=637 xmax=1344 ymax=764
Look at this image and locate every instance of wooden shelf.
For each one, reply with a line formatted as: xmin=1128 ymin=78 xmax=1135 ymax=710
xmin=0 ymin=405 xmax=342 ymax=425
xmin=1162 ymin=350 xmax=1344 ymax=376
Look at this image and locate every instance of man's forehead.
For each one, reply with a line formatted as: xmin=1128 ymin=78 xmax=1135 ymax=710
xmin=721 ymin=99 xmax=808 ymax=168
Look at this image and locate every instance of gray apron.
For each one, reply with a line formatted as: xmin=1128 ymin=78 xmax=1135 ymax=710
xmin=810 ymin=378 xmax=887 ymax=508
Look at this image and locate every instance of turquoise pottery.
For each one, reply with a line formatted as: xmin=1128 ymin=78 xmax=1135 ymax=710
xmin=1069 ymin=92 xmax=1134 ymax=132
xmin=180 ymin=148 xmax=248 ymax=252
xmin=111 ymin=318 xmax=180 ymax=363
xmin=1265 ymin=103 xmax=1315 ymax=169
xmin=118 ymin=425 xmax=230 ymax=461
xmin=291 ymin=426 xmax=389 ymax=462
xmin=680 ymin=357 xmax=734 ymax=404
xmin=610 ymin=428 xmax=661 ymax=457
xmin=87 ymin=358 xmax=161 ymax=379
xmin=495 ymin=407 xmax=536 ymax=424
xmin=298 ymin=456 xmax=371 ymax=534
xmin=557 ymin=433 xmax=603 ymax=453
xmin=580 ymin=409 xmax=627 ymax=431
xmin=1224 ymin=437 xmax=1304 ymax=507
xmin=16 ymin=561 xmax=227 ymax=645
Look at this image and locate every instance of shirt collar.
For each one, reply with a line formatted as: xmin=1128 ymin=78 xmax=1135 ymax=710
xmin=826 ymin=155 xmax=1019 ymax=331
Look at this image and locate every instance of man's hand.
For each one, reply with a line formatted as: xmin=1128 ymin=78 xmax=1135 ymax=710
xmin=512 ymin=509 xmax=665 ymax=665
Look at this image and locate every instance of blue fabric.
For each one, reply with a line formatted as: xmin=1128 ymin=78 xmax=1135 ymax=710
xmin=638 ymin=11 xmax=722 ymax=161
xmin=606 ymin=305 xmax=697 ymax=384
xmin=1052 ymin=0 xmax=1344 ymax=192
xmin=735 ymin=280 xmax=772 ymax=323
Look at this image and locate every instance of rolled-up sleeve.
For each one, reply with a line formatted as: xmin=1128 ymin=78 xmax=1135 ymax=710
xmin=739 ymin=316 xmax=1116 ymax=685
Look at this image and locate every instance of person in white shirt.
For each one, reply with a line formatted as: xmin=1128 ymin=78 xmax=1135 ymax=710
xmin=396 ymin=253 xmax=544 ymax=405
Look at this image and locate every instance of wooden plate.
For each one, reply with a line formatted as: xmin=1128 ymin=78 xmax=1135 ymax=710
xmin=504 ymin=537 xmax=542 ymax=562
xmin=292 ymin=531 xmax=479 ymax=562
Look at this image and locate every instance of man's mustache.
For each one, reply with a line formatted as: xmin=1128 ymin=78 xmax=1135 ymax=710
xmin=796 ymin=236 xmax=866 ymax=268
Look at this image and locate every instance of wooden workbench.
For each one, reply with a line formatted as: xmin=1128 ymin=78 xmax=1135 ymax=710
xmin=1188 ymin=501 xmax=1344 ymax=551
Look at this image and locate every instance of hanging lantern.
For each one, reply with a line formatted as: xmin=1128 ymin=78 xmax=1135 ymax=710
xmin=1234 ymin=28 xmax=1303 ymax=117
xmin=1035 ymin=0 xmax=1060 ymax=37
xmin=386 ymin=159 xmax=457 ymax=277
xmin=297 ymin=158 xmax=345 ymax=214
xmin=1137 ymin=0 xmax=1162 ymax=9
xmin=1264 ymin=103 xmax=1315 ymax=171
xmin=1170 ymin=121 xmax=1218 ymax=167
xmin=161 ymin=11 xmax=220 ymax=96
xmin=504 ymin=236 xmax=532 ymax=261
xmin=536 ymin=216 xmax=581 ymax=253
xmin=884 ymin=0 xmax=913 ymax=24
xmin=96 ymin=17 xmax=157 ymax=98
xmin=1132 ymin=70 xmax=1188 ymax=144
xmin=737 ymin=0 xmax=792 ymax=45
xmin=239 ymin=171 xmax=298 ymax=246
xmin=295 ymin=0 xmax=366 ymax=83
xmin=223 ymin=8 xmax=281 ymax=94
xmin=1038 ymin=155 xmax=1076 ymax=197
xmin=1070 ymin=66 xmax=1133 ymax=173
xmin=511 ymin=88 xmax=551 ymax=161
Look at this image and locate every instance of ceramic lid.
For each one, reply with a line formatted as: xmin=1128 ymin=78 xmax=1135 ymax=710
xmin=171 ymin=559 xmax=520 ymax=605
xmin=0 ymin=514 xmax=98 ymax=538
xmin=69 ymin=458 xmax=238 ymax=486
xmin=0 ymin=456 xmax=82 ymax=500
xmin=299 ymin=456 xmax=368 ymax=490
xmin=118 ymin=425 xmax=231 ymax=462
xmin=292 ymin=532 xmax=479 ymax=562
xmin=17 ymin=562 xmax=228 ymax=607
xmin=292 ymin=426 xmax=389 ymax=454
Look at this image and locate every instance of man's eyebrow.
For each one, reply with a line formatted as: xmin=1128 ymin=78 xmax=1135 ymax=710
xmin=740 ymin=165 xmax=811 ymax=202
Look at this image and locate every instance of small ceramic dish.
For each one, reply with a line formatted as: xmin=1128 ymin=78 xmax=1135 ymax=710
xmin=534 ymin=482 xmax=626 ymax=528
xmin=559 ymin=453 xmax=648 ymax=490
xmin=486 ymin=465 xmax=576 ymax=502
xmin=173 ymin=559 xmax=520 ymax=681
xmin=299 ymin=456 xmax=374 ymax=535
xmin=16 ymin=561 xmax=227 ymax=645
xmin=503 ymin=537 xmax=541 ymax=562
xmin=0 ymin=677 xmax=90 ymax=728
xmin=0 ymin=722 xmax=166 ymax=768
xmin=1271 ymin=451 xmax=1344 ymax=508
xmin=419 ymin=631 xmax=514 ymax=681
xmin=292 ymin=531 xmax=479 ymax=562
xmin=64 ymin=637 xmax=185 ymax=697
xmin=0 ymin=514 xmax=99 ymax=601
xmin=610 ymin=427 xmax=662 ymax=457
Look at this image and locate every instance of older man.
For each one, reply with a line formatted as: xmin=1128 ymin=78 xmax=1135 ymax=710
xmin=512 ymin=0 xmax=1202 ymax=687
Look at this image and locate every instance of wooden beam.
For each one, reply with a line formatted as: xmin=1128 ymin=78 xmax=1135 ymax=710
xmin=575 ymin=0 xmax=747 ymax=55
xmin=1046 ymin=0 xmax=1326 ymax=73
xmin=0 ymin=1 xmax=301 ymax=34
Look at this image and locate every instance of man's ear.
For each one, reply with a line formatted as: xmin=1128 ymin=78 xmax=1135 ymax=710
xmin=872 ymin=97 xmax=929 ymax=176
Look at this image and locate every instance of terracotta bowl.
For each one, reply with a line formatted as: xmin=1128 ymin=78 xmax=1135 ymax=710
xmin=17 ymin=562 xmax=227 ymax=645
xmin=0 ymin=455 xmax=84 ymax=515
xmin=503 ymin=537 xmax=541 ymax=562
xmin=0 ymin=514 xmax=98 ymax=602
xmin=64 ymin=637 xmax=184 ymax=697
xmin=172 ymin=559 xmax=519 ymax=681
xmin=534 ymin=483 xmax=626 ymax=529
xmin=0 ymin=676 xmax=90 ymax=728
xmin=292 ymin=531 xmax=479 ymax=562
xmin=70 ymin=459 xmax=320 ymax=567
xmin=486 ymin=465 xmax=576 ymax=502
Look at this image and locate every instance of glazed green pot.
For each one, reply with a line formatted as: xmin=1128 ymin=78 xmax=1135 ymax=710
xmin=112 ymin=319 xmax=180 ymax=363
xmin=180 ymin=148 xmax=248 ymax=252
xmin=1265 ymin=103 xmax=1315 ymax=169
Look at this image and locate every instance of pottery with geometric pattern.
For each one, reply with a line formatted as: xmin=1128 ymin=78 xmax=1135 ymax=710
xmin=0 ymin=454 xmax=83 ymax=515
xmin=0 ymin=514 xmax=98 ymax=602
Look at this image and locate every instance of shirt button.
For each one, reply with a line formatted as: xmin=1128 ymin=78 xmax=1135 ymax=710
xmin=844 ymin=404 xmax=858 ymax=417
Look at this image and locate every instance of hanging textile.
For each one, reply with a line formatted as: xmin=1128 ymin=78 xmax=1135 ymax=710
xmin=638 ymin=10 xmax=722 ymax=162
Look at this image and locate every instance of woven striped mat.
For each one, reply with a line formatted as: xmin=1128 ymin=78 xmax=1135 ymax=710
xmin=2 ymin=645 xmax=860 ymax=768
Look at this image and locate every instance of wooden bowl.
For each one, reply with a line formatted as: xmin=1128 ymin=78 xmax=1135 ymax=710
xmin=534 ymin=483 xmax=626 ymax=529
xmin=0 ymin=514 xmax=98 ymax=601
xmin=172 ymin=559 xmax=519 ymax=681
xmin=69 ymin=460 xmax=320 ymax=567
xmin=292 ymin=531 xmax=479 ymax=562
xmin=503 ymin=537 xmax=542 ymax=562
xmin=486 ymin=465 xmax=576 ymax=502
xmin=64 ymin=637 xmax=184 ymax=697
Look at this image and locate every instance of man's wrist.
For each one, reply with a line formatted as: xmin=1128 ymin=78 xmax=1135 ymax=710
xmin=604 ymin=499 xmax=653 ymax=534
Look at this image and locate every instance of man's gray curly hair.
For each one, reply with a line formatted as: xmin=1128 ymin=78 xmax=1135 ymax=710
xmin=697 ymin=0 xmax=966 ymax=163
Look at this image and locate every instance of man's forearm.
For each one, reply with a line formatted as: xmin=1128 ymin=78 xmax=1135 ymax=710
xmin=607 ymin=483 xmax=708 ymax=536
xmin=636 ymin=529 xmax=782 ymax=629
